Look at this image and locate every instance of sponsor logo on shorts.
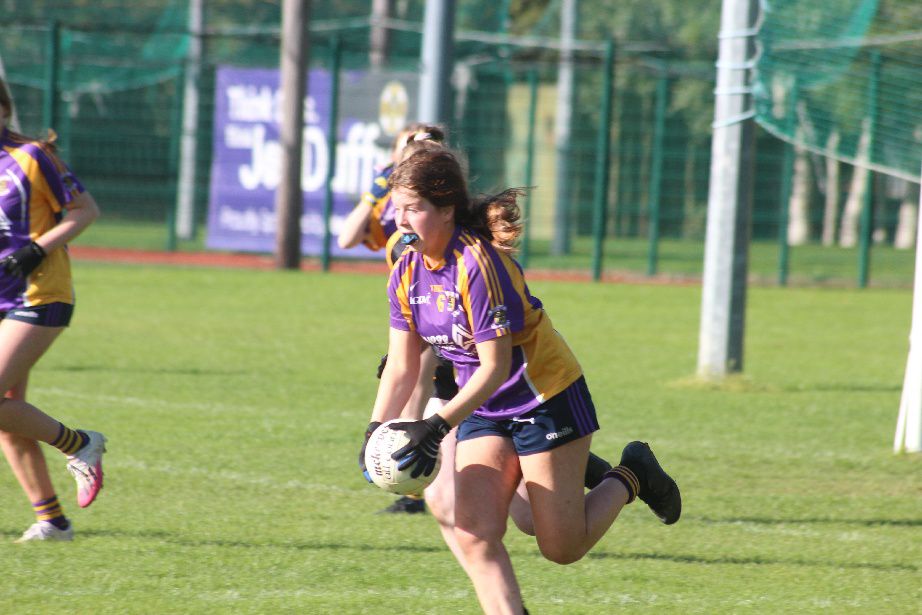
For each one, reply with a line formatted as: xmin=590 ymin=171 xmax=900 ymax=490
xmin=11 ymin=310 xmax=39 ymax=319
xmin=545 ymin=426 xmax=574 ymax=440
xmin=511 ymin=416 xmax=536 ymax=424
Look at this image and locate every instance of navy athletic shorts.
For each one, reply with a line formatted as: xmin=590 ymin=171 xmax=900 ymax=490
xmin=456 ymin=376 xmax=600 ymax=455
xmin=0 ymin=302 xmax=74 ymax=327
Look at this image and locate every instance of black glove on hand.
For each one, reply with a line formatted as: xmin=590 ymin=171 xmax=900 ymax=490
xmin=359 ymin=421 xmax=381 ymax=483
xmin=390 ymin=415 xmax=451 ymax=479
xmin=0 ymin=242 xmax=46 ymax=278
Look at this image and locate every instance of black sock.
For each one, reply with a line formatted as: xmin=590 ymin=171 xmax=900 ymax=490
xmin=49 ymin=516 xmax=71 ymax=530
xmin=585 ymin=451 xmax=613 ymax=489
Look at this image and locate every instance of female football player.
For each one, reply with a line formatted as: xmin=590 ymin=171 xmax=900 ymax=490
xmin=0 ymin=77 xmax=107 ymax=542
xmin=366 ymin=147 xmax=681 ymax=614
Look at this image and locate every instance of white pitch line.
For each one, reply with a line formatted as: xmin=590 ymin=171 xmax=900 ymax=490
xmin=112 ymin=456 xmax=378 ymax=497
xmin=33 ymin=386 xmax=241 ymax=414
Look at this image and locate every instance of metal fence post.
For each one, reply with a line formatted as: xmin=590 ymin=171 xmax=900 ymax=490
xmin=646 ymin=68 xmax=668 ymax=276
xmin=321 ymin=35 xmax=342 ymax=272
xmin=858 ymin=50 xmax=880 ymax=288
xmin=521 ymin=68 xmax=538 ymax=269
xmin=591 ymin=39 xmax=615 ymax=282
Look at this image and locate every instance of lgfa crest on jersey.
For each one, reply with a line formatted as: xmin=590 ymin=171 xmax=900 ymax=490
xmin=490 ymin=305 xmax=509 ymax=329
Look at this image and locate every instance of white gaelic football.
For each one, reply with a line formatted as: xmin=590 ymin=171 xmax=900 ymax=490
xmin=364 ymin=419 xmax=442 ymax=495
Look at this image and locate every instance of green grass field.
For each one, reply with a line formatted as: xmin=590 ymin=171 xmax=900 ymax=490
xmin=1 ymin=262 xmax=919 ymax=614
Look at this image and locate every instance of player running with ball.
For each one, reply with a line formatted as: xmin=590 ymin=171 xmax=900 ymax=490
xmin=363 ymin=147 xmax=681 ymax=614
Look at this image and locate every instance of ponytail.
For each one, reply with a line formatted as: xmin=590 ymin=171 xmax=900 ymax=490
xmin=464 ymin=189 xmax=525 ymax=255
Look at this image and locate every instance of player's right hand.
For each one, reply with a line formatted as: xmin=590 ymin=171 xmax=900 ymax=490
xmin=359 ymin=421 xmax=381 ymax=483
xmin=390 ymin=415 xmax=450 ymax=479
xmin=0 ymin=242 xmax=46 ymax=278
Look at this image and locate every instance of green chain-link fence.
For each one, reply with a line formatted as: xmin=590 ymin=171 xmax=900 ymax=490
xmin=1 ymin=0 xmax=918 ymax=286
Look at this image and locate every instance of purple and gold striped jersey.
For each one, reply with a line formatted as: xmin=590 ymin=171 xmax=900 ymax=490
xmin=0 ymin=129 xmax=83 ymax=310
xmin=360 ymin=165 xmax=397 ymax=251
xmin=388 ymin=227 xmax=583 ymax=419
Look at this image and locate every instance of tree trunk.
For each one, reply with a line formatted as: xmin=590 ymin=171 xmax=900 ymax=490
xmin=821 ymin=130 xmax=840 ymax=246
xmin=369 ymin=0 xmax=394 ymax=69
xmin=894 ymin=181 xmax=919 ymax=249
xmin=787 ymin=135 xmax=811 ymax=245
xmin=839 ymin=118 xmax=871 ymax=247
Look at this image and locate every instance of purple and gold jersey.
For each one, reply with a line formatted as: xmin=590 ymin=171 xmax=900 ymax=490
xmin=360 ymin=165 xmax=397 ymax=251
xmin=388 ymin=227 xmax=583 ymax=419
xmin=0 ymin=129 xmax=83 ymax=311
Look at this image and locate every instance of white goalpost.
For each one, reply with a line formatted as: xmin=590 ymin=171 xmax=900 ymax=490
xmin=894 ymin=163 xmax=922 ymax=454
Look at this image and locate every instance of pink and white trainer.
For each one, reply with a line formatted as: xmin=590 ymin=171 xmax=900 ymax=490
xmin=66 ymin=430 xmax=107 ymax=508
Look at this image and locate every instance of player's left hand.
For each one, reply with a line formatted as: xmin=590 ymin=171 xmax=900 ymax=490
xmin=0 ymin=242 xmax=46 ymax=277
xmin=390 ymin=415 xmax=450 ymax=478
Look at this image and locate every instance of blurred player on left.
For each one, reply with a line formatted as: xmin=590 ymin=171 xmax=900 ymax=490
xmin=0 ymin=77 xmax=107 ymax=542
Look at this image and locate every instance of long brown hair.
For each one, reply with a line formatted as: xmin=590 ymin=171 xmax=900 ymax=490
xmin=389 ymin=148 xmax=523 ymax=254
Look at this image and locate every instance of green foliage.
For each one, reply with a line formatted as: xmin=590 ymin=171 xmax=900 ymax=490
xmin=0 ymin=263 xmax=918 ymax=613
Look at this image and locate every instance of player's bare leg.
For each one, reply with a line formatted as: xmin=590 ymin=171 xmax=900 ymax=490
xmin=453 ymin=435 xmax=524 ymax=615
xmin=424 ymin=417 xmax=472 ymax=575
xmin=518 ymin=435 xmax=630 ymax=564
xmin=0 ymin=378 xmax=57 ymax=503
xmin=0 ymin=321 xmax=63 ymax=445
xmin=426 ymin=398 xmax=537 ymax=569
xmin=0 ymin=319 xmax=107 ymax=508
xmin=507 ymin=480 xmax=534 ymax=536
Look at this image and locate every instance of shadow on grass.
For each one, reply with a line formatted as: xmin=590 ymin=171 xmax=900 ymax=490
xmin=585 ymin=549 xmax=917 ymax=572
xmin=45 ymin=365 xmax=247 ymax=376
xmin=3 ymin=527 xmax=914 ymax=573
xmin=0 ymin=527 xmax=445 ymax=555
xmin=698 ymin=515 xmax=922 ymax=528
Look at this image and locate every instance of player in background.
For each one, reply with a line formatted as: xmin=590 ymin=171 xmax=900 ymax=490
xmin=345 ymin=123 xmax=448 ymax=514
xmin=0 ymin=77 xmax=107 ymax=542
xmin=367 ymin=147 xmax=681 ymax=614
xmin=337 ymin=122 xmax=447 ymax=253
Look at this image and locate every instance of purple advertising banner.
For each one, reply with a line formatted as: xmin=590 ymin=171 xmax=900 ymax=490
xmin=206 ymin=66 xmax=417 ymax=257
